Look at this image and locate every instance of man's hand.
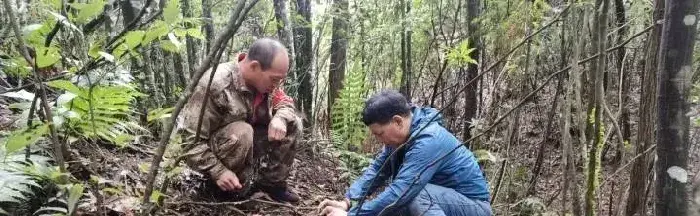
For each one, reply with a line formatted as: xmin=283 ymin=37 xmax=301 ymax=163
xmin=216 ymin=170 xmax=242 ymax=191
xmin=319 ymin=206 xmax=348 ymax=216
xmin=268 ymin=117 xmax=287 ymax=141
xmin=317 ymin=199 xmax=350 ymax=211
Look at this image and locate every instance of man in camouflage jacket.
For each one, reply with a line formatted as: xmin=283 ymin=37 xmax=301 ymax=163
xmin=178 ymin=38 xmax=302 ymax=202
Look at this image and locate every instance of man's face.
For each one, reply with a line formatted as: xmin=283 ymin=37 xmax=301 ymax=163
xmin=368 ymin=116 xmax=409 ymax=148
xmin=251 ymin=52 xmax=289 ymax=93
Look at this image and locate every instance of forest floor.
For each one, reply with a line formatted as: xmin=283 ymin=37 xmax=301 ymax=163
xmin=66 ymin=138 xmax=349 ymax=216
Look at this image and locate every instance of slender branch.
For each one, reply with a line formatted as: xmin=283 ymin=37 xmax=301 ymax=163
xmin=106 ymin=0 xmax=154 ymax=51
xmin=602 ymin=144 xmax=657 ymax=184
xmin=142 ymin=0 xmax=259 ymax=206
xmin=2 ymin=0 xmax=66 ymax=174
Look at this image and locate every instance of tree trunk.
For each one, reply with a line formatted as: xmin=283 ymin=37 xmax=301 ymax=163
xmin=624 ymin=0 xmax=664 ymax=215
xmin=613 ymin=0 xmax=630 ymax=165
xmin=585 ymin=0 xmax=609 ymax=214
xmin=181 ymin=0 xmax=196 ymax=79
xmin=201 ymin=0 xmax=214 ymax=53
xmin=328 ymin=0 xmax=348 ymax=118
xmin=399 ymin=0 xmax=412 ymax=100
xmin=293 ymin=0 xmax=313 ymax=126
xmin=273 ymin=0 xmax=296 ymax=96
xmin=462 ymin=0 xmax=480 ymax=143
xmin=655 ymin=0 xmax=698 ymax=213
xmin=174 ymin=53 xmax=186 ymax=89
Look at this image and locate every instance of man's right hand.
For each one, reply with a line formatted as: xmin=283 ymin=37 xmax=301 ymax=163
xmin=216 ymin=170 xmax=242 ymax=191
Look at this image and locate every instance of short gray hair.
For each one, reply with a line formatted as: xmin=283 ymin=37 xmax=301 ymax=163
xmin=247 ymin=38 xmax=287 ymax=71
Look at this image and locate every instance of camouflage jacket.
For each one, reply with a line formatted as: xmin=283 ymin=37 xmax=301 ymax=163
xmin=178 ymin=61 xmax=297 ymax=177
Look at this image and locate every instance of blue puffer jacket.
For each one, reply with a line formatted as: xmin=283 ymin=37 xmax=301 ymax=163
xmin=345 ymin=106 xmax=490 ymax=216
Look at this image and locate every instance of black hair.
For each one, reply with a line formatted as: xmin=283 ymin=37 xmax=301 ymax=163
xmin=362 ymin=89 xmax=412 ymax=125
xmin=247 ymin=37 xmax=287 ymax=70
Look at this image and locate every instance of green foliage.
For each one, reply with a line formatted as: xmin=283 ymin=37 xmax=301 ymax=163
xmin=446 ymin=40 xmax=478 ymax=67
xmin=4 ymin=124 xmax=49 ymax=154
xmin=164 ymin=0 xmax=181 ymax=25
xmin=331 ymin=62 xmax=369 ymax=150
xmin=69 ymin=0 xmax=106 ymax=24
xmin=48 ymin=80 xmax=146 ymax=147
xmin=0 ymin=144 xmax=63 ymax=215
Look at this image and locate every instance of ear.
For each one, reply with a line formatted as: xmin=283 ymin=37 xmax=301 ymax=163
xmin=392 ymin=115 xmax=403 ymax=126
xmin=250 ymin=60 xmax=261 ymax=72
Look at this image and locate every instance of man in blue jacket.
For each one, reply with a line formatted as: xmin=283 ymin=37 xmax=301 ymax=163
xmin=318 ymin=90 xmax=491 ymax=216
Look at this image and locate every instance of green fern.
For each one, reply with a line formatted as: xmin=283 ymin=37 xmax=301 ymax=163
xmin=331 ymin=61 xmax=369 ymax=151
xmin=48 ymin=79 xmax=146 ymax=147
xmin=0 ymin=143 xmax=56 ymax=215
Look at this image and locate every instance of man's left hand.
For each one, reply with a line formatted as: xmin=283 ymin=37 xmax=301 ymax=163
xmin=268 ymin=118 xmax=287 ymax=141
xmin=320 ymin=206 xmax=348 ymax=216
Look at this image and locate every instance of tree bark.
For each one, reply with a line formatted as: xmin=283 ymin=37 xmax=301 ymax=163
xmin=273 ymin=0 xmax=296 ymax=96
xmin=462 ymin=0 xmax=480 ymax=143
xmin=613 ymin=0 xmax=630 ymax=166
xmin=624 ymin=0 xmax=664 ymax=215
xmin=655 ymin=0 xmax=698 ymax=213
xmin=399 ymin=0 xmax=412 ymax=100
xmin=201 ymin=0 xmax=214 ymax=53
xmin=293 ymin=0 xmax=313 ymax=126
xmin=181 ymin=0 xmax=196 ymax=79
xmin=585 ymin=0 xmax=609 ymax=214
xmin=328 ymin=0 xmax=348 ymax=119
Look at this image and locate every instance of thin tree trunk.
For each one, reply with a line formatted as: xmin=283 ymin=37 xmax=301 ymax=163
xmin=273 ymin=0 xmax=296 ymax=96
xmin=462 ymin=0 xmax=480 ymax=143
xmin=399 ymin=0 xmax=412 ymax=100
xmin=655 ymin=0 xmax=698 ymax=213
xmin=181 ymin=0 xmax=196 ymax=79
xmin=201 ymin=0 xmax=214 ymax=53
xmin=293 ymin=0 xmax=313 ymax=126
xmin=613 ymin=0 xmax=630 ymax=166
xmin=174 ymin=53 xmax=186 ymax=89
xmin=161 ymin=51 xmax=173 ymax=104
xmin=586 ymin=0 xmax=609 ymax=214
xmin=328 ymin=0 xmax=348 ymax=119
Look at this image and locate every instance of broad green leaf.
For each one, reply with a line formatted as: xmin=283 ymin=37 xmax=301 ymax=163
xmin=5 ymin=124 xmax=49 ymax=153
xmin=163 ymin=0 xmax=180 ymax=24
xmin=124 ymin=30 xmax=146 ymax=49
xmin=56 ymin=92 xmax=77 ymax=105
xmin=143 ymin=21 xmax=169 ymax=46
xmin=36 ymin=46 xmax=60 ymax=68
xmin=88 ymin=41 xmax=102 ymax=59
xmin=160 ymin=40 xmax=180 ymax=53
xmin=147 ymin=107 xmax=174 ymax=122
xmin=186 ymin=28 xmax=204 ymax=40
xmin=67 ymin=184 xmax=84 ymax=216
xmin=113 ymin=44 xmax=129 ymax=59
xmin=47 ymin=80 xmax=81 ymax=95
xmin=150 ymin=190 xmax=163 ymax=203
xmin=72 ymin=0 xmax=106 ymax=24
xmin=113 ymin=134 xmax=133 ymax=147
xmin=174 ymin=29 xmax=187 ymax=37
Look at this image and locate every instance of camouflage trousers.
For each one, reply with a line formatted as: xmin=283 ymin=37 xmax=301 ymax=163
xmin=183 ymin=119 xmax=301 ymax=196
